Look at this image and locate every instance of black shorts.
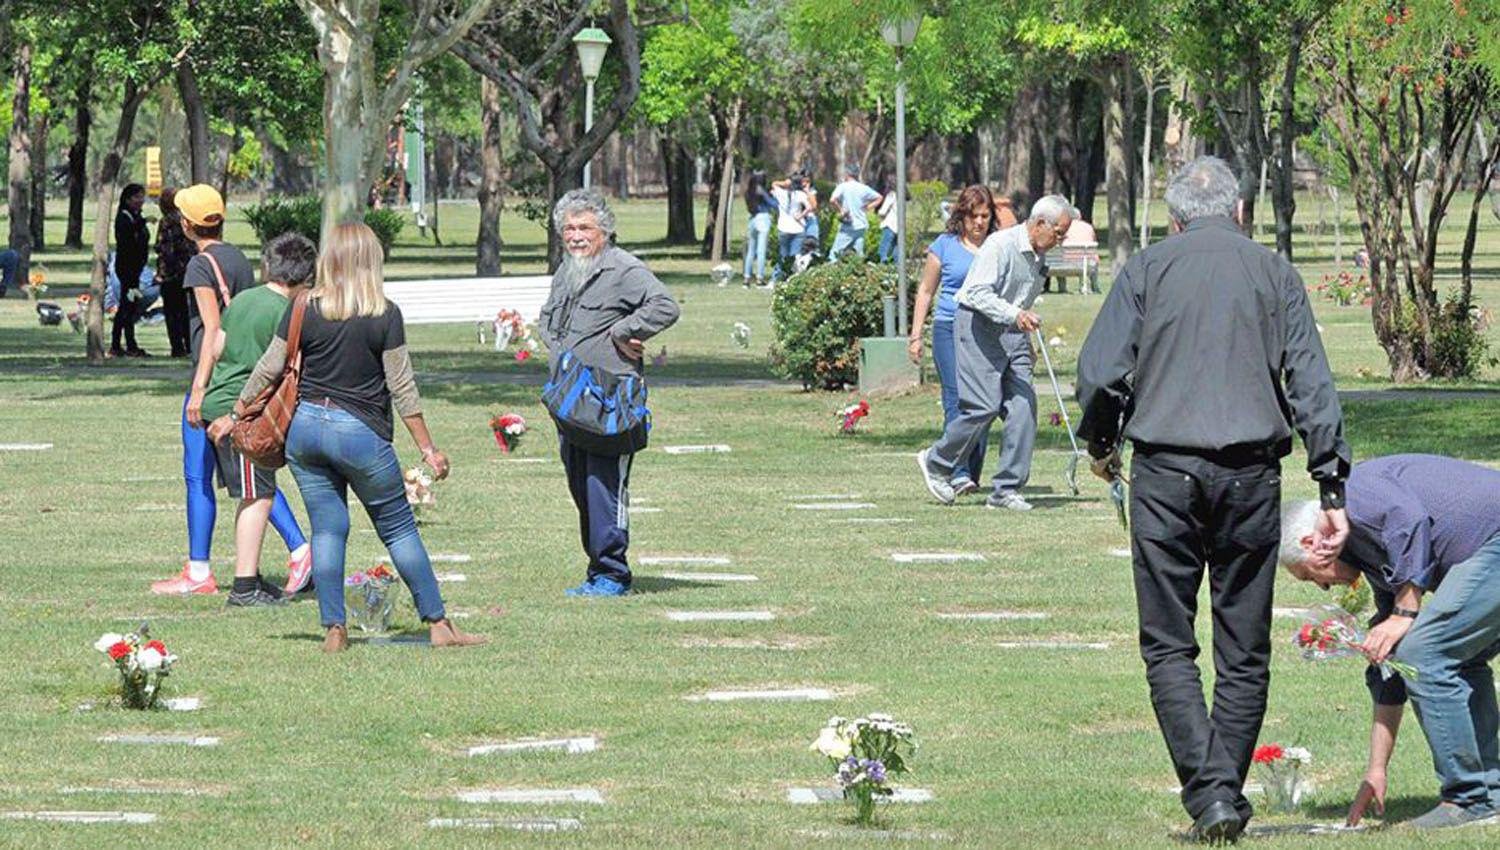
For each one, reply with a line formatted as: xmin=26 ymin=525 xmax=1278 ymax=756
xmin=212 ymin=437 xmax=276 ymax=500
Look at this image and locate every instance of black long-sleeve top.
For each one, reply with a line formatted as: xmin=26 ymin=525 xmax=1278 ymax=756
xmin=1074 ymin=216 xmax=1351 ymax=505
xmin=114 ymin=208 xmax=151 ymax=291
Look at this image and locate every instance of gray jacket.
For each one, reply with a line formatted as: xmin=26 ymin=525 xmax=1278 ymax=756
xmin=539 ymin=245 xmax=681 ymax=377
xmin=954 ymin=224 xmax=1045 ymax=328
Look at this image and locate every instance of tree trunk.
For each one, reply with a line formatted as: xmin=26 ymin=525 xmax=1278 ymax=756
xmin=1270 ymin=21 xmax=1305 ymax=260
xmin=177 ymin=61 xmax=211 ymax=184
xmin=217 ymin=112 xmax=238 ymax=198
xmin=30 ymin=107 xmax=48 ymax=251
xmin=662 ymin=135 xmax=696 ymax=245
xmin=7 ymin=40 xmax=33 ymax=284
xmin=86 ymin=82 xmax=146 ymax=363
xmin=1138 ymin=71 xmax=1156 ymax=248
xmin=1103 ymin=56 xmax=1134 ymax=273
xmin=476 ymin=76 xmax=503 ymax=276
xmin=65 ymin=82 xmax=91 ymax=249
xmin=701 ymin=99 xmax=742 ymax=261
xmin=1163 ymin=74 xmax=1193 ymax=175
xmin=307 ymin=2 xmax=383 ymax=242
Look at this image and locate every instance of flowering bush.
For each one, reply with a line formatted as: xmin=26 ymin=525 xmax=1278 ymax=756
xmin=93 ymin=627 xmax=177 ymax=709
xmin=345 ymin=563 xmax=399 ymax=633
xmin=836 ymin=400 xmax=870 ymax=434
xmin=1313 ymin=271 xmax=1374 ymax=307
xmin=1292 ymin=603 xmax=1418 ymax=681
xmin=1252 ymin=744 xmax=1312 ymax=813
xmin=489 ymin=411 xmax=527 ymax=453
xmin=810 ymin=714 xmax=916 ymax=826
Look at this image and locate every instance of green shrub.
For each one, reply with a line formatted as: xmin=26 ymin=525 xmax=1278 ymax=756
xmin=1429 ymin=292 xmax=1493 ymax=378
xmin=769 ymin=256 xmax=892 ymax=390
xmin=242 ymin=196 xmax=406 ymax=259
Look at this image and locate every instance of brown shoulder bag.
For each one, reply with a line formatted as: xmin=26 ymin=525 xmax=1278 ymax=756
xmin=230 ymin=291 xmax=309 ymax=468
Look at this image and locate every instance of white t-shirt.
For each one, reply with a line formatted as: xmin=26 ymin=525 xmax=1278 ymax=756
xmin=772 ymin=187 xmax=808 ymax=235
xmin=831 ymin=179 xmax=881 ymax=229
xmin=878 ymin=193 xmax=898 ymax=231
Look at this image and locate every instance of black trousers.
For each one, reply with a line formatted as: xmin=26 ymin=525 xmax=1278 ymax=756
xmin=111 ymin=287 xmax=140 ymax=352
xmin=161 ymin=283 xmax=191 ymax=356
xmin=1129 ymin=446 xmax=1281 ymax=823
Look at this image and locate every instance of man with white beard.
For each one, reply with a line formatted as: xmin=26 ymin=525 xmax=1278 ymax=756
xmin=539 ymin=189 xmax=681 ymax=596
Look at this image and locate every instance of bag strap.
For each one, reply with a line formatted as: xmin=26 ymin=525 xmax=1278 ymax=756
xmin=200 ymin=248 xmax=234 ymax=308
xmin=284 ymin=291 xmax=310 ymax=366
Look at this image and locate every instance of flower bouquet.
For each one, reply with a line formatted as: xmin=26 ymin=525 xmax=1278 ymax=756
xmin=24 ymin=269 xmax=48 ymax=300
xmin=67 ymin=293 xmax=91 ymax=333
xmin=403 ymin=466 xmax=435 ymax=524
xmin=93 ymin=626 xmax=177 ymax=710
xmin=345 ymin=563 xmax=399 ymax=633
xmin=1292 ymin=603 xmax=1418 ymax=681
xmin=731 ymin=321 xmax=752 ymax=349
xmin=1251 ymin=744 xmax=1312 ymax=813
xmin=837 ymin=400 xmax=870 ymax=434
xmin=810 ymin=714 xmax=916 ymax=826
xmin=492 ymin=308 xmax=535 ymax=352
xmin=489 ymin=411 xmax=527 ymax=453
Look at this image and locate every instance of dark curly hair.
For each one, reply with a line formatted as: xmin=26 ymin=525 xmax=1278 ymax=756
xmin=944 ymin=184 xmax=999 ymax=236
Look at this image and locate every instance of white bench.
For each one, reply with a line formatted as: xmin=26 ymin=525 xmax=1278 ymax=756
xmin=1045 ymin=242 xmax=1099 ymax=294
xmin=383 ymin=276 xmax=553 ymax=325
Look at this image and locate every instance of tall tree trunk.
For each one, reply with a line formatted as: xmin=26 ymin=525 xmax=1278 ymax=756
xmin=7 ymin=41 xmax=33 ymax=284
xmin=177 ymin=61 xmax=211 ymax=184
xmin=1162 ymin=74 xmax=1193 ymax=175
xmin=662 ymin=135 xmax=696 ymax=245
xmin=307 ymin=1 xmax=384 ymax=242
xmin=701 ymin=98 xmax=742 ymax=260
xmin=476 ymin=76 xmax=503 ymax=275
xmin=86 ymin=82 xmax=146 ymax=363
xmin=217 ymin=112 xmax=238 ymax=198
xmin=64 ymin=81 xmax=91 ymax=249
xmin=1271 ymin=21 xmax=1305 ymax=260
xmin=30 ymin=107 xmax=48 ymax=251
xmin=1103 ymin=56 xmax=1134 ymax=273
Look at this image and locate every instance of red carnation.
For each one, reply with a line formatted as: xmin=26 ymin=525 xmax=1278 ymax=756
xmin=1252 ymin=744 xmax=1284 ymax=764
xmin=1384 ymin=12 xmax=1395 ymax=24
xmin=107 ymin=641 xmax=132 ymax=661
xmin=145 ymin=640 xmax=166 ymax=654
xmin=515 ymin=349 xmax=532 ymax=362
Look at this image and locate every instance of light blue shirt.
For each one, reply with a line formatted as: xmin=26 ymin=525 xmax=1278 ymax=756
xmin=831 ymin=179 xmax=881 ymax=230
xmin=926 ymin=233 xmax=978 ymax=324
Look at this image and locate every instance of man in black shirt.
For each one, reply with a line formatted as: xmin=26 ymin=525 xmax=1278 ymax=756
xmin=1076 ymin=156 xmax=1352 ymax=844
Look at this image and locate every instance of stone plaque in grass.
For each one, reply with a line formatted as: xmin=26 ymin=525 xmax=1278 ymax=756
xmin=454 ymin=788 xmax=604 ymax=805
xmin=686 ymin=687 xmax=833 ymax=702
xmin=786 ymin=787 xmax=933 ymax=804
xmin=791 ymin=502 xmax=877 ymax=511
xmin=98 ymin=734 xmax=220 ymax=747
xmin=1 ymin=811 xmax=157 ymax=824
xmin=466 ymin=736 xmax=599 ymax=757
xmin=659 ymin=571 xmax=759 ymax=583
xmin=995 ymin=640 xmax=1110 ymax=650
xmin=429 ymin=817 xmax=582 ymax=832
xmin=891 ymin=552 xmax=986 ymax=563
xmin=640 ymin=556 xmax=732 ymax=566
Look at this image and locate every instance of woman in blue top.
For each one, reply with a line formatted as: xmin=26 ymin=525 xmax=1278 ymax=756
xmin=741 ymin=170 xmax=778 ymax=286
xmin=907 ymin=185 xmax=999 ymax=495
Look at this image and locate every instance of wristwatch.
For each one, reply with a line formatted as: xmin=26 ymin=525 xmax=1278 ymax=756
xmin=1392 ymin=606 xmax=1420 ymax=619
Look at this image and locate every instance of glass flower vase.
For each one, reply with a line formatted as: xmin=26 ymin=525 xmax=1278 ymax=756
xmin=346 ymin=582 xmax=395 ymax=633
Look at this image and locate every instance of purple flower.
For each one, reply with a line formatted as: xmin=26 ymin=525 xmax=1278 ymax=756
xmin=867 ymin=759 xmax=887 ymax=784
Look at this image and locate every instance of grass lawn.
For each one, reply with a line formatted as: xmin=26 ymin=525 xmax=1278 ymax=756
xmin=0 ymin=196 xmax=1498 ymax=848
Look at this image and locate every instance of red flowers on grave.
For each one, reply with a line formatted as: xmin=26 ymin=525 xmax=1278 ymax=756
xmin=490 ymin=412 xmax=528 ymax=453
xmin=516 ymin=348 xmax=532 ymax=362
xmin=107 ymin=641 xmax=132 ymax=661
xmin=837 ymin=400 xmax=870 ymax=434
xmin=1252 ymin=744 xmax=1284 ymax=764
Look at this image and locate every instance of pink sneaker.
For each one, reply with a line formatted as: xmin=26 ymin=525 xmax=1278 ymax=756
xmin=151 ymin=563 xmax=218 ymax=595
xmin=284 ymin=547 xmax=313 ymax=596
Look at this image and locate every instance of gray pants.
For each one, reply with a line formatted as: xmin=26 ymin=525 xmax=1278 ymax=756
xmin=927 ymin=312 xmax=1036 ymax=495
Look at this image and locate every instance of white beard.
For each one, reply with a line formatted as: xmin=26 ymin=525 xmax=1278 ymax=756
xmin=559 ymin=252 xmax=600 ymax=294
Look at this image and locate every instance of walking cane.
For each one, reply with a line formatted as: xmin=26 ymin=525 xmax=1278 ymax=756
xmin=1033 ymin=329 xmax=1082 ymax=496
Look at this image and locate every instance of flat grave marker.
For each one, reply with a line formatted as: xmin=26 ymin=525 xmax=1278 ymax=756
xmin=686 ymin=687 xmax=832 ymax=702
xmin=429 ymin=553 xmax=472 ymax=563
xmin=659 ymin=571 xmax=759 ymax=583
xmin=787 ymin=787 xmax=933 ymax=805
xmin=662 ymin=444 xmax=732 ymax=455
xmin=665 ymin=610 xmax=775 ymax=622
xmin=58 ymin=785 xmax=218 ymax=798
xmin=791 ymin=502 xmax=877 ymax=511
xmin=936 ymin=611 xmax=1049 ymax=621
xmin=629 ymin=506 xmax=663 ymax=514
xmin=366 ymin=635 xmax=431 ymax=647
xmin=454 ymin=788 xmax=605 ymax=805
xmin=996 ymin=640 xmax=1111 ymax=650
xmin=434 ymin=573 xmax=467 ymax=583
xmin=98 ymin=734 xmax=220 ymax=747
xmin=0 ymin=443 xmax=53 ymax=451
xmin=1108 ymin=548 xmax=1132 ymax=558
xmin=892 ymin=552 xmax=986 ymax=564
xmin=1 ymin=811 xmax=157 ymax=824
xmin=162 ymin=697 xmax=201 ymax=712
xmin=792 ymin=493 xmax=863 ymax=501
xmin=429 ymin=817 xmax=582 ymax=832
xmin=834 ymin=517 xmax=913 ymax=525
xmin=466 ymin=736 xmax=598 ymax=757
xmin=640 ymin=556 xmax=731 ymax=566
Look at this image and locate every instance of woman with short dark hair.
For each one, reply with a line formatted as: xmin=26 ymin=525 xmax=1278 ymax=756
xmin=111 ymin=183 xmax=151 ymax=357
xmin=907 ymin=184 xmax=1000 ymax=496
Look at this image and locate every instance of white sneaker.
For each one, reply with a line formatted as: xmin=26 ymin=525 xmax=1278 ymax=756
xmin=916 ymin=449 xmax=955 ymax=504
xmin=986 ymin=492 xmax=1033 ymax=511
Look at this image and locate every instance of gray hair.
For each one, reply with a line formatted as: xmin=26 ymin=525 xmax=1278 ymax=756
xmin=1165 ymin=156 xmax=1240 ymax=224
xmin=844 ymin=162 xmax=861 ymax=178
xmin=1278 ymin=500 xmax=1321 ymax=568
xmin=1028 ymin=194 xmax=1072 ymax=225
xmin=552 ymin=188 xmax=616 ymax=237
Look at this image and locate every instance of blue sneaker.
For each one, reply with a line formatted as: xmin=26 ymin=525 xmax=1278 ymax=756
xmin=565 ymin=576 xmax=629 ymax=597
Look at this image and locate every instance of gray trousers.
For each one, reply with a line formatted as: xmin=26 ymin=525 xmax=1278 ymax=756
xmin=927 ymin=311 xmax=1036 ymax=495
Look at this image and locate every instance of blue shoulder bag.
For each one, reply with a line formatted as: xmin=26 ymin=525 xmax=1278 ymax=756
xmin=541 ymin=349 xmax=652 ymax=455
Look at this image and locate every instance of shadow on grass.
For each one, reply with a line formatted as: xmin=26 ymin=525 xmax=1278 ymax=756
xmin=1344 ymin=398 xmax=1500 ymax=461
xmin=1300 ymin=793 xmax=1437 ymax=824
xmin=629 ymin=575 xmax=716 ymax=594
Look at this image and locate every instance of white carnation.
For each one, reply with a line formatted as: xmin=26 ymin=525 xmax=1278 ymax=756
xmin=137 ymin=648 xmax=165 ymax=671
xmin=94 ymin=633 xmax=124 ymax=653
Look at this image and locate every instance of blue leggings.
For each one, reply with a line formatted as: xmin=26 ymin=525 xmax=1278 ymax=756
xmin=182 ymin=392 xmax=305 ymax=561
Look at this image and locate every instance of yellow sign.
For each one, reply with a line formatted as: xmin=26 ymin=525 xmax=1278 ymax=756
xmin=145 ymin=147 xmax=163 ymax=197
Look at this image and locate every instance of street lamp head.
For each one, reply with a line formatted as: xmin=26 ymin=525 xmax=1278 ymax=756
xmin=879 ymin=13 xmax=922 ymax=49
xmin=573 ymin=27 xmax=613 ymax=81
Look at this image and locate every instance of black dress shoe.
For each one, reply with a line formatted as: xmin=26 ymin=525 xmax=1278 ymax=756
xmin=1188 ymin=800 xmax=1243 ymax=845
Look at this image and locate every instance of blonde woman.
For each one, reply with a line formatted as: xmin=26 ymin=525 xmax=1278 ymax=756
xmin=237 ymin=223 xmax=482 ymax=652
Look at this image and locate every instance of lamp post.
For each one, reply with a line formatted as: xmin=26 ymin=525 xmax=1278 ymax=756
xmin=881 ymin=14 xmax=921 ymax=337
xmin=573 ymin=27 xmax=613 ymax=190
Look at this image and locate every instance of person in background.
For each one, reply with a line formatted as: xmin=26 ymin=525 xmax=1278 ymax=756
xmin=801 ymin=169 xmax=822 ymax=255
xmin=111 ymin=184 xmax=151 ymax=358
xmin=201 ymin=234 xmax=319 ymax=607
xmin=152 ymin=184 xmax=311 ymax=598
xmin=742 ymin=170 xmax=777 ymax=287
xmin=770 ymin=174 xmax=810 ymax=284
xmin=792 ymin=235 xmax=820 ymax=276
xmin=908 ymin=185 xmax=1000 ymax=497
xmin=0 ymin=248 xmax=17 ymax=297
xmin=538 ymin=189 xmax=681 ymax=597
xmin=829 ymin=164 xmax=882 ymax=259
xmin=876 ymin=178 xmax=901 ymax=263
xmin=238 ymin=223 xmax=482 ymax=652
xmin=155 ymin=188 xmax=196 ymax=358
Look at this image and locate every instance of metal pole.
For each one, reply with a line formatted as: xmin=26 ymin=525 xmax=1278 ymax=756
xmin=895 ymin=54 xmax=909 ymax=336
xmin=583 ymin=79 xmax=595 ymax=189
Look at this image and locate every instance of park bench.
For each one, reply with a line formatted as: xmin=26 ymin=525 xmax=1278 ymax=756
xmin=1044 ymin=241 xmax=1099 ymax=294
xmin=382 ymin=275 xmax=553 ymax=326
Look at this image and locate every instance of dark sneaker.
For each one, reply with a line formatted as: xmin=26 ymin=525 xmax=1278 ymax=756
xmin=255 ymin=577 xmax=287 ymax=600
xmin=1408 ymin=802 xmax=1498 ymax=830
xmin=916 ymin=449 xmax=955 ymax=504
xmin=226 ymin=587 xmax=288 ymax=608
xmin=1187 ymin=800 xmax=1243 ymax=845
xmin=125 ymin=348 xmax=150 ymax=358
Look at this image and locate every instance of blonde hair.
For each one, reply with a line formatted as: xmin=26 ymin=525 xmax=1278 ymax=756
xmin=312 ymin=222 xmax=388 ymax=320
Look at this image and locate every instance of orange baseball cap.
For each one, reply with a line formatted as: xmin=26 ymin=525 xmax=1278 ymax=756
xmin=176 ymin=184 xmax=225 ymax=227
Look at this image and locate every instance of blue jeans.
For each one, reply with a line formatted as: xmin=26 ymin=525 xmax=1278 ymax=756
xmin=285 ymin=403 xmax=446 ymax=628
xmin=1394 ymin=534 xmax=1500 ymax=811
xmin=878 ymin=227 xmax=898 ymax=262
xmin=931 ymin=320 xmax=986 ymax=485
xmin=774 ymin=232 xmax=801 ymax=282
xmin=830 ymin=225 xmax=866 ymax=259
xmin=743 ymin=212 xmax=771 ymax=280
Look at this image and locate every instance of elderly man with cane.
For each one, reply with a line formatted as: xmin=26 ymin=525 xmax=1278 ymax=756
xmin=915 ymin=194 xmax=1072 ymax=511
xmin=1280 ymin=454 xmax=1500 ymax=830
xmin=538 ymin=189 xmax=680 ymax=597
xmin=1075 ymin=156 xmax=1351 ymax=844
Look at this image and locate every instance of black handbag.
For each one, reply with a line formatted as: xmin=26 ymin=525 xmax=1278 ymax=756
xmin=541 ymin=349 xmax=651 ymax=455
